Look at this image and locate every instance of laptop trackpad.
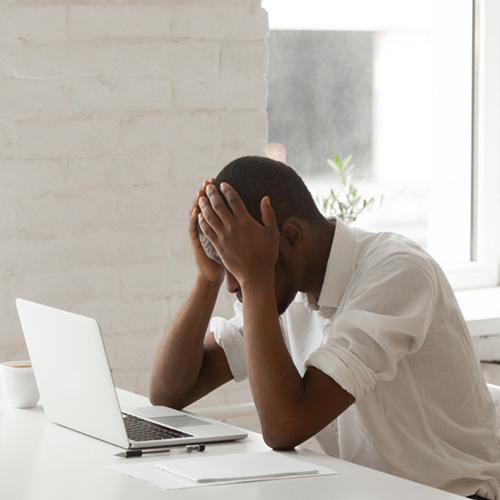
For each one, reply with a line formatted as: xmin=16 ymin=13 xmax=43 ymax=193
xmin=151 ymin=415 xmax=212 ymax=428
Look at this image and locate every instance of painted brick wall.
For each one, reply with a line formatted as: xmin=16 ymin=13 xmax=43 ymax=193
xmin=0 ymin=0 xmax=269 ymax=409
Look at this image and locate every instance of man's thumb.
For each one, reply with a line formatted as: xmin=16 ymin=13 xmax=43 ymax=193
xmin=261 ymin=196 xmax=277 ymax=229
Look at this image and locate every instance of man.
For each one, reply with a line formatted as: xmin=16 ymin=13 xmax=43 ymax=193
xmin=150 ymin=156 xmax=500 ymax=499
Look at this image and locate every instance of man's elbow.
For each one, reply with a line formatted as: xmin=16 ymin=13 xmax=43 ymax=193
xmin=148 ymin=390 xmax=165 ymax=407
xmin=148 ymin=388 xmax=165 ymax=407
xmin=261 ymin=427 xmax=303 ymax=451
xmin=148 ymin=378 xmax=163 ymax=406
xmin=148 ymin=384 xmax=183 ymax=410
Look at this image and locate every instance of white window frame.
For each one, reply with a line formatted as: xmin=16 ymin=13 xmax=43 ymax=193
xmin=454 ymin=0 xmax=500 ymax=338
xmin=442 ymin=0 xmax=500 ymax=290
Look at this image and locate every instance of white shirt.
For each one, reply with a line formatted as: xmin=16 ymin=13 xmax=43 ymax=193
xmin=211 ymin=217 xmax=500 ymax=499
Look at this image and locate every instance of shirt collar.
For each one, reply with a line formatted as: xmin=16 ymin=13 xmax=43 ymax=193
xmin=313 ymin=217 xmax=357 ymax=309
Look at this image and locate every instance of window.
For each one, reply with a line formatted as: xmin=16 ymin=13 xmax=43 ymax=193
xmin=264 ymin=0 xmax=500 ymax=290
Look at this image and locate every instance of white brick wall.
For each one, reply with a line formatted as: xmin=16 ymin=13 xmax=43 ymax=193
xmin=0 ymin=0 xmax=269 ymax=415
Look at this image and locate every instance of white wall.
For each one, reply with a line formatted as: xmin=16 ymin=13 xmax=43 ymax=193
xmin=0 ymin=0 xmax=269 ymax=406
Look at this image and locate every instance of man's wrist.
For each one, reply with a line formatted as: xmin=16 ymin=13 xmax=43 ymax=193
xmin=240 ymin=264 xmax=275 ymax=288
xmin=195 ymin=274 xmax=224 ymax=292
xmin=241 ymin=274 xmax=275 ymax=301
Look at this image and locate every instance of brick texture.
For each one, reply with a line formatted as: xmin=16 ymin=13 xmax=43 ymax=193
xmin=0 ymin=0 xmax=268 ymax=416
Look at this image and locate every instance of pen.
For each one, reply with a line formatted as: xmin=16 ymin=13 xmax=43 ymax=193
xmin=115 ymin=444 xmax=206 ymax=458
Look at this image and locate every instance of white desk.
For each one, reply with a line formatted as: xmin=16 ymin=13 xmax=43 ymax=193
xmin=0 ymin=388 xmax=464 ymax=500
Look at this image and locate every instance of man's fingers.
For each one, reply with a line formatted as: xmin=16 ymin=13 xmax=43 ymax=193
xmin=197 ymin=212 xmax=218 ymax=244
xmin=198 ymin=194 xmax=224 ymax=234
xmin=219 ymin=183 xmax=248 ymax=218
xmin=189 ymin=182 xmax=208 ymax=243
xmin=190 ymin=180 xmax=212 ymax=216
xmin=188 ymin=205 xmax=201 ymax=241
xmin=205 ymin=184 xmax=235 ymax=225
xmin=260 ymin=196 xmax=278 ymax=231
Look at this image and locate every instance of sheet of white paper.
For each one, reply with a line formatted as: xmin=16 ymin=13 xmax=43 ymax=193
xmin=156 ymin=451 xmax=319 ymax=483
xmin=108 ymin=452 xmax=338 ymax=490
xmin=108 ymin=461 xmax=204 ymax=489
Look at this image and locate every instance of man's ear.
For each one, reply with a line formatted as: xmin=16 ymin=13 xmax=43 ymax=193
xmin=280 ymin=218 xmax=304 ymax=247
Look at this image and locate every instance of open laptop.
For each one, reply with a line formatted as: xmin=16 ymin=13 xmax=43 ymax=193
xmin=16 ymin=298 xmax=247 ymax=450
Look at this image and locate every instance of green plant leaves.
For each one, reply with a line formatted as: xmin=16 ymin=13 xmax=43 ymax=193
xmin=315 ymin=154 xmax=384 ymax=224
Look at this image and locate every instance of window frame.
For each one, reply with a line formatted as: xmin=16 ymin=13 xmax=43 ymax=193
xmin=446 ymin=0 xmax=500 ymax=290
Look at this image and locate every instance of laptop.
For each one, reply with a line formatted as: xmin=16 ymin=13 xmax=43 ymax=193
xmin=16 ymin=298 xmax=248 ymax=449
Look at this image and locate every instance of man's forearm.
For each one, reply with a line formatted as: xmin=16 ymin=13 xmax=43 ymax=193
xmin=242 ymin=278 xmax=354 ymax=450
xmin=242 ymin=279 xmax=306 ymax=443
xmin=149 ymin=276 xmax=222 ymax=408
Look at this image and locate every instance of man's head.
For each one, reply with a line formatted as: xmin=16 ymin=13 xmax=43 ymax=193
xmin=211 ymin=156 xmax=324 ymax=229
xmin=198 ymin=156 xmax=327 ymax=314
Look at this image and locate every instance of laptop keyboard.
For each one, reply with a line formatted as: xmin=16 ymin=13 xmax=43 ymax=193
xmin=122 ymin=413 xmax=193 ymax=442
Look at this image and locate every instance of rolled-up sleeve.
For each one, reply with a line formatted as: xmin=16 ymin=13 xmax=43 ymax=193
xmin=210 ymin=301 xmax=248 ymax=382
xmin=305 ymin=257 xmax=436 ymax=401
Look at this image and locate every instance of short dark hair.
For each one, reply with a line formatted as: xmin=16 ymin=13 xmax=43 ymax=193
xmin=213 ymin=156 xmax=324 ymax=229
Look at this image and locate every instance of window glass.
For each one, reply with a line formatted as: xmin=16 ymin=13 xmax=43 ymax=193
xmin=264 ymin=0 xmax=473 ymax=267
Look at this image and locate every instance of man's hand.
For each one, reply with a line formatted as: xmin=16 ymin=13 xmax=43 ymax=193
xmin=189 ymin=180 xmax=225 ymax=286
xmin=197 ymin=183 xmax=280 ymax=288
xmin=149 ymin=180 xmax=233 ymax=410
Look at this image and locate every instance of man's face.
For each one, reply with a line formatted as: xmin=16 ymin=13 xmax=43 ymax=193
xmin=199 ymin=232 xmax=298 ymax=315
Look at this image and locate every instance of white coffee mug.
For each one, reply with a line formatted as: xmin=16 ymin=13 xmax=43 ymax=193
xmin=0 ymin=360 xmax=40 ymax=408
